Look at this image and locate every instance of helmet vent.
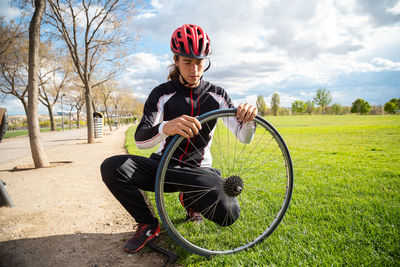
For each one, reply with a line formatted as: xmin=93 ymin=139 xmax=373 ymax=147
xmin=205 ymin=43 xmax=209 ymax=54
xmin=179 ymin=41 xmax=185 ymax=50
xmin=171 ymin=41 xmax=177 ymax=50
xmin=170 ymin=24 xmax=210 ymax=59
xmin=188 ymin=38 xmax=194 ymax=53
xmin=198 ymin=39 xmax=203 ymax=53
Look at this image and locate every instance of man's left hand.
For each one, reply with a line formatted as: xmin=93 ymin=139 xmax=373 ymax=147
xmin=236 ymin=103 xmax=257 ymax=123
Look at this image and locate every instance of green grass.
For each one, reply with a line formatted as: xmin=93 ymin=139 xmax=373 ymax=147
xmin=125 ymin=115 xmax=400 ymax=266
xmin=3 ymin=127 xmax=81 ymax=139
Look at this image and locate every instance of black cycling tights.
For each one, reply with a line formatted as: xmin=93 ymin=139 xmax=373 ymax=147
xmin=101 ymin=154 xmax=240 ymax=226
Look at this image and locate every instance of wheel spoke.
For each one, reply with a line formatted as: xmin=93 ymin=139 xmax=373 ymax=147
xmin=180 ymin=189 xmax=216 ymax=210
xmin=168 ymin=152 xmax=222 ymax=178
xmin=199 ymin=193 xmax=222 ymax=219
xmin=245 ymin=185 xmax=285 ymax=196
xmin=214 ymin=120 xmax=230 ymax=173
xmin=233 ymin=126 xmax=269 ymax=174
xmin=156 ymin=109 xmax=293 ymax=256
xmin=237 ymin=143 xmax=281 ymax=178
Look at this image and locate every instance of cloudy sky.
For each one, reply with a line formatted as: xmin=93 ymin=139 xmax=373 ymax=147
xmin=1 ymin=0 xmax=400 ymax=115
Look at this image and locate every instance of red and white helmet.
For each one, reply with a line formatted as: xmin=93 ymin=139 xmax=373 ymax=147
xmin=170 ymin=24 xmax=211 ymax=59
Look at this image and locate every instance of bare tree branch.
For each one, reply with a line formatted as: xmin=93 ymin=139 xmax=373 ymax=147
xmin=46 ymin=0 xmax=135 ymax=143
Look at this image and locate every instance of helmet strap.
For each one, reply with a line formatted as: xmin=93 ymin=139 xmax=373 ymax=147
xmin=197 ymin=59 xmax=211 ymax=82
xmin=176 ymin=59 xmax=211 ymax=87
xmin=176 ymin=67 xmax=192 ymax=86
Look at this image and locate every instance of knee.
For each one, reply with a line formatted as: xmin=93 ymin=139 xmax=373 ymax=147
xmin=212 ymin=197 xmax=240 ymax=227
xmin=100 ymin=156 xmax=120 ymax=185
xmin=221 ymin=199 xmax=240 ymax=227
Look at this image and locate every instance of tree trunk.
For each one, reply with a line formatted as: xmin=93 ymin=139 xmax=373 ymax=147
xmin=104 ymin=102 xmax=112 ymax=131
xmin=16 ymin=95 xmax=29 ymax=116
xmin=47 ymin=105 xmax=56 ymax=131
xmin=69 ymin=111 xmax=72 ymax=129
xmin=85 ymin=84 xmax=94 ymax=143
xmin=27 ymin=0 xmax=49 ymax=168
xmin=76 ymin=110 xmax=81 ymax=129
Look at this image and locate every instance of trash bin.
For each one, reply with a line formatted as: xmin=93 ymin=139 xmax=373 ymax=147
xmin=93 ymin=112 xmax=104 ymax=138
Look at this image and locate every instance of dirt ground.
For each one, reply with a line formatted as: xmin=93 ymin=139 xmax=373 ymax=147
xmin=0 ymin=126 xmax=176 ymax=267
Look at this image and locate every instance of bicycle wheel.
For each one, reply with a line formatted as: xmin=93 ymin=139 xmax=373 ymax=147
xmin=155 ymin=108 xmax=293 ymax=257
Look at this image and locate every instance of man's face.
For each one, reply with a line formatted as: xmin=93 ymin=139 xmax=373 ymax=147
xmin=176 ymin=56 xmax=205 ymax=87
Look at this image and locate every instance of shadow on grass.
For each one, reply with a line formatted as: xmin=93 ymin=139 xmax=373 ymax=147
xmin=0 ymin=232 xmax=175 ymax=267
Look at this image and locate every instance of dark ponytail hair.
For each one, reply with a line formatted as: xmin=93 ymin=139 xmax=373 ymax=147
xmin=167 ymin=55 xmax=179 ymax=81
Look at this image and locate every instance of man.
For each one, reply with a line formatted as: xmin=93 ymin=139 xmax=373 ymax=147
xmin=101 ymin=24 xmax=257 ymax=253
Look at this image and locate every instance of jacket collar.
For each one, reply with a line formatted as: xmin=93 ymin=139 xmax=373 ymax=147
xmin=171 ymin=78 xmax=204 ymax=96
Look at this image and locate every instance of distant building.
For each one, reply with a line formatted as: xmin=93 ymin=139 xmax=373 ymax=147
xmin=8 ymin=115 xmax=26 ymax=124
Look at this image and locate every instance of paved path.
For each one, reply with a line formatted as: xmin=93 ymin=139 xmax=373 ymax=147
xmin=0 ymin=124 xmax=169 ymax=267
xmin=0 ymin=127 xmax=114 ymax=164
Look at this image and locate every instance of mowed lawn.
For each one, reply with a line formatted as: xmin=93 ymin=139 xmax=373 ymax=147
xmin=125 ymin=115 xmax=400 ymax=266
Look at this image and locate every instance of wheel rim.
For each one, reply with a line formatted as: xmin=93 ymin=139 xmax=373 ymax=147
xmin=156 ymin=109 xmax=293 ymax=257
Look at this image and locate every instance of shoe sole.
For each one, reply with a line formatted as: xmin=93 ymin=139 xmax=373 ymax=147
xmin=179 ymin=192 xmax=203 ymax=223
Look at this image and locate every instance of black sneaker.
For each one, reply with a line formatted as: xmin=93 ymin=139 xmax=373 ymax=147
xmin=124 ymin=220 xmax=160 ymax=253
xmin=179 ymin=192 xmax=203 ymax=223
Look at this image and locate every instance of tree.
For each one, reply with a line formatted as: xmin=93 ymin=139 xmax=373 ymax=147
xmin=384 ymin=98 xmax=400 ymax=114
xmin=63 ymin=96 xmax=75 ymax=130
xmin=304 ymin=100 xmax=315 ymax=115
xmin=351 ymin=98 xmax=371 ymax=114
xmin=271 ymin=93 xmax=280 ymax=116
xmin=313 ymin=88 xmax=332 ymax=114
xmin=384 ymin=102 xmax=397 ymax=114
xmin=27 ymin=0 xmax=49 ymax=168
xmin=331 ymin=103 xmax=342 ymax=115
xmin=256 ymin=95 xmax=268 ymax=116
xmin=0 ymin=17 xmax=23 ymax=57
xmin=47 ymin=0 xmax=134 ymax=143
xmin=69 ymin=83 xmax=86 ymax=128
xmin=342 ymin=106 xmax=351 ymax=115
xmin=0 ymin=23 xmax=29 ymax=114
xmin=95 ymin=81 xmax=116 ymax=131
xmin=38 ymin=44 xmax=73 ymax=131
xmin=115 ymin=89 xmax=142 ymax=116
xmin=291 ymin=100 xmax=305 ymax=115
xmin=369 ymin=105 xmax=383 ymax=115
xmin=109 ymin=87 xmax=126 ymax=128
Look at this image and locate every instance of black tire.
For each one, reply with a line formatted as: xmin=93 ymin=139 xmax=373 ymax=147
xmin=155 ymin=108 xmax=293 ymax=257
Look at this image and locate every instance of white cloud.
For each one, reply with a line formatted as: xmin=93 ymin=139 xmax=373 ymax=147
xmin=372 ymin=57 xmax=400 ymax=71
xmin=136 ymin=12 xmax=156 ymax=19
xmin=121 ymin=52 xmax=172 ymax=100
xmin=387 ymin=1 xmax=400 ymax=15
xmin=123 ymin=0 xmax=400 ymax=105
xmin=0 ymin=0 xmax=20 ymax=22
xmin=232 ymin=95 xmax=258 ymax=107
xmin=125 ymin=52 xmax=170 ymax=74
xmin=2 ymin=98 xmax=25 ymax=116
xmin=4 ymin=0 xmax=399 ymax=116
xmin=2 ymin=97 xmax=48 ymax=116
xmin=150 ymin=0 xmax=163 ymax=9
xmin=233 ymin=92 xmax=297 ymax=108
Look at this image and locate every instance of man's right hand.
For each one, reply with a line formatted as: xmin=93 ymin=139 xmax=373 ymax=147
xmin=162 ymin=115 xmax=202 ymax=139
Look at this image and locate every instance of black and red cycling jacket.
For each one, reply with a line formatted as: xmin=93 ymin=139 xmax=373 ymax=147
xmin=135 ymin=78 xmax=255 ymax=168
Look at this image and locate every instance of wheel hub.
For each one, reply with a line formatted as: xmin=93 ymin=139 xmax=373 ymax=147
xmin=223 ymin=175 xmax=244 ymax=197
